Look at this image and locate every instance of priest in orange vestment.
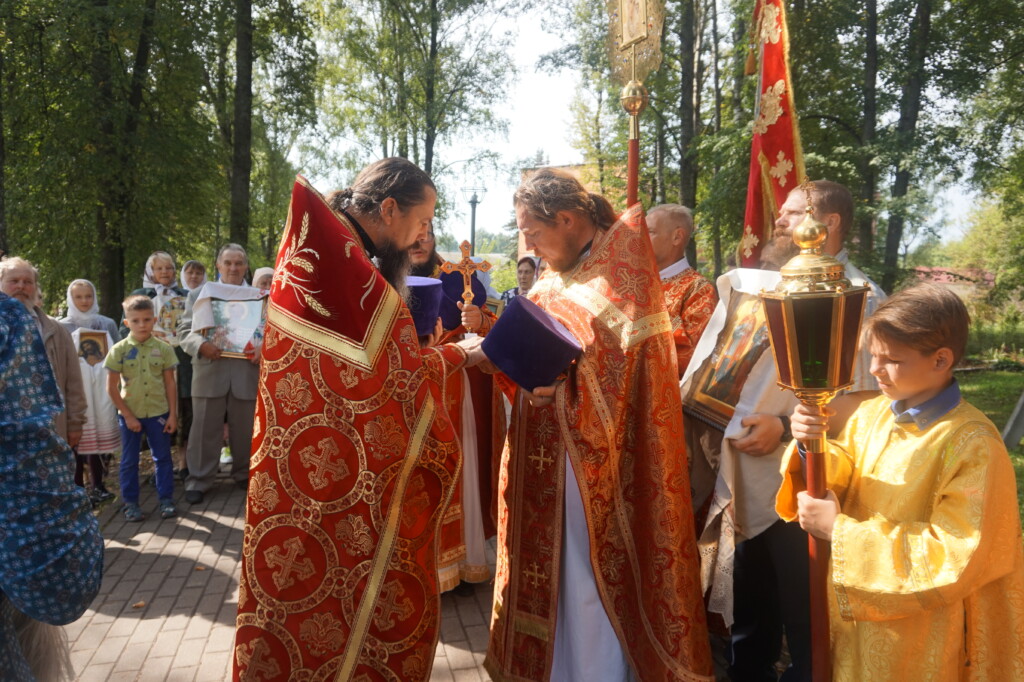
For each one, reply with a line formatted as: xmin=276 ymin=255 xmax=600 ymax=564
xmin=646 ymin=204 xmax=717 ymax=378
xmin=233 ymin=159 xmax=485 ymax=681
xmin=484 ymin=169 xmax=713 ymax=681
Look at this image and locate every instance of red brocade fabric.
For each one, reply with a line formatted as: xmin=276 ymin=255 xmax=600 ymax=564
xmin=233 ymin=177 xmax=466 ymax=681
xmin=484 ymin=205 xmax=714 ymax=682
xmin=662 ymin=268 xmax=718 ymax=378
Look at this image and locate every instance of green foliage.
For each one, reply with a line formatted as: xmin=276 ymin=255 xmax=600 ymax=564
xmin=312 ymin=0 xmax=518 ymax=210
xmin=0 ymin=0 xmax=315 ymax=314
xmin=489 ymin=258 xmax=518 ymax=294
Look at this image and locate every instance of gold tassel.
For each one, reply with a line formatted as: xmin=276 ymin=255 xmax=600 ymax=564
xmin=745 ymin=0 xmax=761 ymax=75
xmin=745 ymin=48 xmax=758 ymax=75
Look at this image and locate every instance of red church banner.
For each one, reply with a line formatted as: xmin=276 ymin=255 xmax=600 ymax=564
xmin=740 ymin=0 xmax=805 ymax=267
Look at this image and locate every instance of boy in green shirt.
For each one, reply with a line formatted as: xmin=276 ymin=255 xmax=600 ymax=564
xmin=105 ymin=295 xmax=178 ymax=521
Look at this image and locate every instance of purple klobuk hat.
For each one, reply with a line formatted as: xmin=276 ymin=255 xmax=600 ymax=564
xmin=406 ymin=276 xmax=444 ymax=337
xmin=481 ymin=295 xmax=583 ymax=391
xmin=439 ymin=270 xmax=487 ymax=330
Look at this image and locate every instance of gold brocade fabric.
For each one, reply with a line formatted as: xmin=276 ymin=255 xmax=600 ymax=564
xmin=484 ymin=205 xmax=714 ymax=682
xmin=661 ymin=268 xmax=717 ymax=378
xmin=777 ymin=395 xmax=1024 ymax=681
xmin=233 ymin=178 xmax=467 ymax=681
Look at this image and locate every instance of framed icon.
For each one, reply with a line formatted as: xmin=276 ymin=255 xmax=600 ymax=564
xmin=682 ymin=291 xmax=772 ymax=430
xmin=78 ymin=330 xmax=109 ymax=367
xmin=620 ymin=0 xmax=649 ymax=49
xmin=204 ymin=298 xmax=267 ymax=358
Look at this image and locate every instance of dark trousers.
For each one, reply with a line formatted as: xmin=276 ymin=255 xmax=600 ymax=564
xmin=74 ymin=453 xmax=106 ymax=488
xmin=728 ymin=520 xmax=812 ymax=682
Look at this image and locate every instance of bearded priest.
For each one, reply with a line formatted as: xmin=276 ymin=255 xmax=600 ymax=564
xmin=233 ymin=159 xmax=486 ymax=681
xmin=483 ymin=168 xmax=713 ymax=681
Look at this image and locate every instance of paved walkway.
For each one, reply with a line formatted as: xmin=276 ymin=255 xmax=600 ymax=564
xmin=68 ymin=466 xmax=495 ymax=681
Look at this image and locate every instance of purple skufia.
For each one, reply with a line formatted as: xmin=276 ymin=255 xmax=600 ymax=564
xmin=439 ymin=270 xmax=487 ymax=331
xmin=481 ymin=296 xmax=582 ymax=391
xmin=406 ymin=276 xmax=443 ymax=337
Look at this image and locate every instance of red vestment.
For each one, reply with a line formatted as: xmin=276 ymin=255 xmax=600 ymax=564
xmin=435 ymin=311 xmax=504 ymax=590
xmin=484 ymin=206 xmax=714 ymax=681
xmin=661 ymin=268 xmax=718 ymax=378
xmin=234 ymin=178 xmax=465 ymax=681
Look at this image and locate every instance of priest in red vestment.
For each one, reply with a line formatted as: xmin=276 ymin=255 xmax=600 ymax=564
xmin=233 ymin=159 xmax=485 ymax=681
xmin=484 ymin=169 xmax=713 ymax=681
xmin=646 ymin=204 xmax=717 ymax=378
xmin=410 ymin=229 xmax=503 ymax=593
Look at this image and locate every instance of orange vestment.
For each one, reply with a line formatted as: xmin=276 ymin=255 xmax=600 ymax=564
xmin=661 ymin=266 xmax=718 ymax=377
xmin=484 ymin=205 xmax=714 ymax=681
xmin=234 ymin=178 xmax=465 ymax=680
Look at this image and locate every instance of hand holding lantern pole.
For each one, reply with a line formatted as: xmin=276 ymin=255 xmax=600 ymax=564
xmin=759 ymin=183 xmax=869 ymax=682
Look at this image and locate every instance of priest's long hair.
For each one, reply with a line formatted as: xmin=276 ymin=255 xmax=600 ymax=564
xmin=514 ymin=168 xmax=617 ymax=231
xmin=331 ymin=157 xmax=435 ymax=216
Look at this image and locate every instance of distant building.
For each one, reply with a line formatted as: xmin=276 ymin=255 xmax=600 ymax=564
xmin=913 ymin=266 xmax=995 ymax=300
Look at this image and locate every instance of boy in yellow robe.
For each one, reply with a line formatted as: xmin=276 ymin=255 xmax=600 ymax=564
xmin=777 ymin=282 xmax=1024 ymax=681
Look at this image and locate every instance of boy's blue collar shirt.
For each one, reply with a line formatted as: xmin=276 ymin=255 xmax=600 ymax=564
xmin=890 ymin=379 xmax=961 ymax=429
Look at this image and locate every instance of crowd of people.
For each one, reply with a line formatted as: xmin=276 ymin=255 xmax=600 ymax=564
xmin=2 ymin=158 xmax=1023 ymax=681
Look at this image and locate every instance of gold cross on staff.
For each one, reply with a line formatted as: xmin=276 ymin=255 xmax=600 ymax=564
xmin=440 ymin=240 xmax=491 ymax=304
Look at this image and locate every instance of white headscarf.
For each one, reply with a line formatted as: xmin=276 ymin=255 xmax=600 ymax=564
xmin=180 ymin=261 xmax=209 ymax=293
xmin=252 ymin=267 xmax=275 ymax=291
xmin=64 ymin=279 xmax=100 ymax=327
xmin=142 ymin=251 xmax=179 ymax=296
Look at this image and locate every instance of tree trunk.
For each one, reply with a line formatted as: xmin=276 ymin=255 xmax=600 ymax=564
xmin=730 ymin=10 xmax=746 ymax=125
xmin=596 ymin=87 xmax=605 ymax=195
xmin=677 ymin=0 xmax=697 ymax=209
xmin=422 ymin=0 xmax=439 ymax=175
xmin=858 ymin=0 xmax=878 ymax=261
xmin=882 ymin=0 xmax=931 ymax=292
xmin=654 ymin=115 xmax=666 ymax=204
xmin=230 ymin=0 xmax=252 ymax=248
xmin=91 ymin=0 xmax=121 ymax=319
xmin=0 ymin=31 xmax=7 ymax=256
xmin=711 ymin=0 xmax=723 ymax=275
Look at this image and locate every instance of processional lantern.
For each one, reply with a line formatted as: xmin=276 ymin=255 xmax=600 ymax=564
xmin=759 ymin=183 xmax=867 ymax=682
xmin=609 ymin=0 xmax=664 ymax=206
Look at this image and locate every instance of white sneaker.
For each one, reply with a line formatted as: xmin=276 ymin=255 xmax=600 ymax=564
xmin=220 ymin=447 xmax=233 ymax=465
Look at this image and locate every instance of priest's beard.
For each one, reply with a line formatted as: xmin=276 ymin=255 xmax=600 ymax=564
xmin=410 ymin=254 xmax=439 ymax=277
xmin=760 ymin=235 xmax=799 ymax=271
xmin=375 ymin=239 xmax=412 ymax=300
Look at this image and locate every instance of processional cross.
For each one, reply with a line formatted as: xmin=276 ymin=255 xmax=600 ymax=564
xmin=440 ymin=240 xmax=491 ymax=304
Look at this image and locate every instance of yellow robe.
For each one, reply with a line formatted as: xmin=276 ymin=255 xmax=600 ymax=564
xmin=776 ymin=394 xmax=1024 ymax=681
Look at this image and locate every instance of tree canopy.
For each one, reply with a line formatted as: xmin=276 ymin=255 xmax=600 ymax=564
xmin=2 ymin=0 xmax=1022 ymax=315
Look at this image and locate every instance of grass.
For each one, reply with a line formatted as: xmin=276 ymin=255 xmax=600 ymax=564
xmin=955 ymin=370 xmax=1024 ymax=520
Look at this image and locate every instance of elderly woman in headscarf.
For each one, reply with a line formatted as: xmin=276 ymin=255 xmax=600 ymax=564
xmin=179 ymin=259 xmax=208 ymax=293
xmin=0 ymin=290 xmax=104 ymax=680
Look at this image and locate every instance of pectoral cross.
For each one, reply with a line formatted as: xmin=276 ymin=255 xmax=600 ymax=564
xmin=440 ymin=240 xmax=491 ymax=304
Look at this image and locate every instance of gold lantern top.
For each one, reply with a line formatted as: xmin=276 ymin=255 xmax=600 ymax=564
xmin=774 ymin=190 xmax=854 ymax=296
xmin=760 ymin=184 xmax=868 ymax=406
